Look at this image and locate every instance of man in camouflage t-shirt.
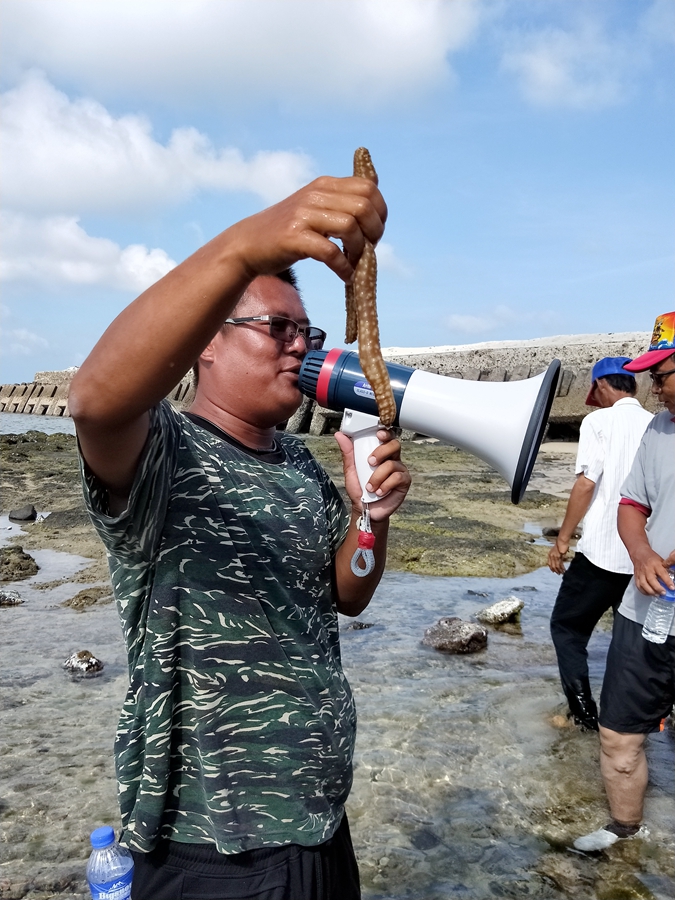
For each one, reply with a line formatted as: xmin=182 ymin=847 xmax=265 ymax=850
xmin=71 ymin=176 xmax=410 ymax=899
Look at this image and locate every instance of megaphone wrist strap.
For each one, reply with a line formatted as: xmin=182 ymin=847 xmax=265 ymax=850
xmin=350 ymin=504 xmax=376 ymax=577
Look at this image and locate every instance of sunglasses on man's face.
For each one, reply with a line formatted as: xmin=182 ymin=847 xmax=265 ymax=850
xmin=224 ymin=316 xmax=326 ymax=351
xmin=649 ymin=367 xmax=675 ymax=389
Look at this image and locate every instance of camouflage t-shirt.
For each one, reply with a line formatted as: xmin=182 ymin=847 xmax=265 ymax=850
xmin=80 ymin=401 xmax=353 ymax=854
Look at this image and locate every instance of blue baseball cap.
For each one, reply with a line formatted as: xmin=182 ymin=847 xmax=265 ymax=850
xmin=586 ymin=357 xmax=635 ymax=407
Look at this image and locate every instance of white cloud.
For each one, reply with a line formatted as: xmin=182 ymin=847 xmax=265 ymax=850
xmin=1 ymin=0 xmax=482 ymax=109
xmin=640 ymin=0 xmax=675 ymax=47
xmin=446 ymin=304 xmax=558 ymax=335
xmin=501 ymin=18 xmax=632 ymax=109
xmin=375 ymin=242 xmax=413 ymax=277
xmin=2 ymin=327 xmax=49 ymax=357
xmin=0 ymin=212 xmax=177 ymax=292
xmin=0 ymin=73 xmax=315 ymax=215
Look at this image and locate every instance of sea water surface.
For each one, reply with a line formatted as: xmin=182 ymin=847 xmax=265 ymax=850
xmin=1 ymin=548 xmax=673 ymax=898
xmin=1 ymin=415 xmax=673 ymax=898
xmin=0 ymin=412 xmax=76 ymax=435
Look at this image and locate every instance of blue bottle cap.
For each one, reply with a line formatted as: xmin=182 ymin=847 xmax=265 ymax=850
xmin=659 ymin=567 xmax=675 ymax=600
xmin=90 ymin=826 xmax=115 ymax=849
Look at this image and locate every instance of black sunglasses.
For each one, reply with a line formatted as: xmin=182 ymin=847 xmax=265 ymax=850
xmin=224 ymin=316 xmax=326 ymax=351
xmin=649 ymin=367 xmax=675 ymax=389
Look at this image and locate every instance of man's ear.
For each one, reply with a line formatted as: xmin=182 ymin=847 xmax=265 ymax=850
xmin=199 ymin=340 xmax=217 ymax=364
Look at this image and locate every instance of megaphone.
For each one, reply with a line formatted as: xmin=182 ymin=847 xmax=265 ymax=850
xmin=298 ymin=349 xmax=560 ymax=505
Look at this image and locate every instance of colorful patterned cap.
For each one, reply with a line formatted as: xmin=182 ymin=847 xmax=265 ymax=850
xmin=623 ymin=311 xmax=675 ymax=372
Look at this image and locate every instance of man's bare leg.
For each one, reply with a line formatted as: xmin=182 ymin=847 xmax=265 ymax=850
xmin=599 ymin=726 xmax=647 ymax=825
xmin=573 ymin=727 xmax=648 ymax=850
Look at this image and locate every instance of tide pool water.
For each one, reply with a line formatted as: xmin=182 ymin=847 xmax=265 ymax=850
xmin=1 ymin=553 xmax=673 ymax=897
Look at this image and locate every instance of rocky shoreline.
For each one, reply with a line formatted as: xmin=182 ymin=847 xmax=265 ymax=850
xmin=0 ymin=429 xmax=575 ymax=586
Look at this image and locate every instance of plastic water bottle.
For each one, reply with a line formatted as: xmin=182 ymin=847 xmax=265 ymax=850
xmin=642 ymin=567 xmax=675 ymax=644
xmin=86 ymin=826 xmax=134 ymax=900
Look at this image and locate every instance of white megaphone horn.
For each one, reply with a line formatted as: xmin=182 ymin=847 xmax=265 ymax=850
xmin=298 ymin=349 xmax=561 ymax=505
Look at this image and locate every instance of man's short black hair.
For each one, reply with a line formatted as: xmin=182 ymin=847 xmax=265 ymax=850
xmin=598 ymin=373 xmax=637 ymax=395
xmin=192 ymin=267 xmax=300 ymax=387
xmin=276 ymin=267 xmax=299 ymax=291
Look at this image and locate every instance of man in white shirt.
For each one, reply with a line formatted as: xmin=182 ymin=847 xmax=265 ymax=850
xmin=548 ymin=357 xmax=652 ymax=730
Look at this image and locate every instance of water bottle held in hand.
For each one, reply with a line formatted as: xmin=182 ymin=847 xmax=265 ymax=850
xmin=642 ymin=566 xmax=675 ymax=645
xmin=86 ymin=826 xmax=133 ymax=900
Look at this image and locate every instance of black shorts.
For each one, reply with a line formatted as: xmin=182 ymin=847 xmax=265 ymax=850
xmin=130 ymin=814 xmax=360 ymax=900
xmin=599 ymin=612 xmax=675 ymax=733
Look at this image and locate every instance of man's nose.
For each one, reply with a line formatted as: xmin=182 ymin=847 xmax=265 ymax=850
xmin=287 ymin=331 xmax=307 ymax=352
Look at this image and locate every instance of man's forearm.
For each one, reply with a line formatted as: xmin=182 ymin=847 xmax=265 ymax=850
xmin=558 ymin=474 xmax=595 ymax=541
xmin=333 ymin=513 xmax=389 ymax=617
xmin=617 ymin=503 xmax=651 ymax=563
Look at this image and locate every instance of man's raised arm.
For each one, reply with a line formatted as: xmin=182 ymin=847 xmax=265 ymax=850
xmin=69 ymin=176 xmax=387 ymax=503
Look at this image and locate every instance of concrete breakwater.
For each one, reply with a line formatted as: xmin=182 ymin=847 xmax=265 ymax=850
xmin=0 ymin=367 xmax=194 ymax=419
xmin=0 ymin=332 xmax=659 ymax=434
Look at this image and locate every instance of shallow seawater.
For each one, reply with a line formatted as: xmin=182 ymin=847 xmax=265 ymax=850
xmin=341 ymin=569 xmax=675 ymax=899
xmin=0 ymin=563 xmax=673 ymax=898
xmin=0 ymin=412 xmax=76 ymax=435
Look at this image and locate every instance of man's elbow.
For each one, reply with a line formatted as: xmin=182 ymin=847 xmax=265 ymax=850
xmin=578 ymin=474 xmax=596 ymax=493
xmin=68 ymin=373 xmax=89 ymax=425
xmin=69 ymin=369 xmax=121 ymax=430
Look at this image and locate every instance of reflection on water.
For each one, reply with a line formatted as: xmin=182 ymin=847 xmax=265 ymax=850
xmin=0 ymin=563 xmax=673 ymax=897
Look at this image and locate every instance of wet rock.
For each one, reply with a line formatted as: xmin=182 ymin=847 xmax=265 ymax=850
xmin=61 ymin=586 xmax=113 ymax=610
xmin=345 ymin=621 xmax=375 ymax=630
xmin=542 ymin=526 xmax=581 ymax=540
xmin=0 ymin=546 xmax=39 ymax=582
xmin=8 ymin=503 xmax=37 ymax=522
xmin=410 ymin=829 xmax=443 ymax=851
xmin=635 ymin=874 xmax=675 ymax=900
xmin=550 ymin=714 xmax=574 ymax=729
xmin=63 ymin=650 xmax=104 ymax=676
xmin=42 ymin=507 xmax=91 ymax=529
xmin=536 ymin=854 xmax=586 ymax=893
xmin=467 ymin=590 xmax=489 ymax=597
xmin=0 ymin=588 xmax=24 ymax=606
xmin=422 ymin=617 xmax=487 ymax=653
xmin=475 ymin=596 xmax=525 ymax=624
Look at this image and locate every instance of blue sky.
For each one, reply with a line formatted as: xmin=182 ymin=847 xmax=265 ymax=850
xmin=1 ymin=0 xmax=673 ymax=384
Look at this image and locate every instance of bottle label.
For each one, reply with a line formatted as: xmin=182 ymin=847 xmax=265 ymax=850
xmin=88 ymin=870 xmax=133 ymax=900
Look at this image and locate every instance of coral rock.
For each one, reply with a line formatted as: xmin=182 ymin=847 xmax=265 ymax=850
xmin=63 ymin=650 xmax=104 ymax=675
xmin=0 ymin=589 xmax=24 ymax=606
xmin=422 ymin=617 xmax=487 ymax=653
xmin=475 ymin=596 xmax=525 ymax=624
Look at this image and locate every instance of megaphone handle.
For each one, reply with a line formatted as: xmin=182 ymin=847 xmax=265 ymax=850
xmin=339 ymin=409 xmax=385 ymax=504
